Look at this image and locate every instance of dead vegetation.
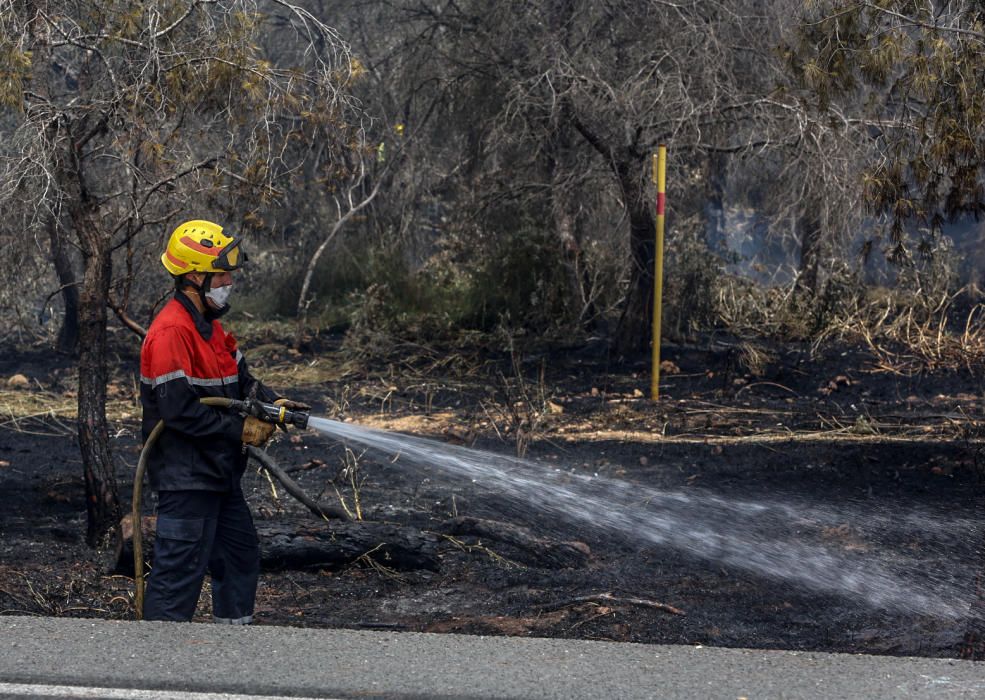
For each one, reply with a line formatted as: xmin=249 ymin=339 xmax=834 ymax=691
xmin=826 ymin=294 xmax=985 ymax=375
xmin=493 ymin=332 xmax=554 ymax=458
xmin=2 ymin=272 xmax=985 ymax=655
xmin=715 ymin=268 xmax=985 ymax=376
xmin=1 ymin=329 xmax=983 ymax=656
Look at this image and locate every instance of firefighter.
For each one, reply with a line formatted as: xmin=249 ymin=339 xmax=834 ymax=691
xmin=139 ymin=220 xmax=307 ymax=623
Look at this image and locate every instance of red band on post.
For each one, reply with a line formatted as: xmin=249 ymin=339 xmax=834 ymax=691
xmin=656 ymin=193 xmax=666 ymax=216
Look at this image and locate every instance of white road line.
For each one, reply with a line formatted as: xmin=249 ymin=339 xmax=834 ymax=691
xmin=0 ymin=682 xmax=340 ymax=700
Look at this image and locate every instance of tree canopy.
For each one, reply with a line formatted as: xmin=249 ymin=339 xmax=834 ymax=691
xmin=787 ymin=1 xmax=985 ymax=257
xmin=0 ymin=0 xmax=359 ymax=544
xmin=3 ymin=1 xmax=985 ymax=545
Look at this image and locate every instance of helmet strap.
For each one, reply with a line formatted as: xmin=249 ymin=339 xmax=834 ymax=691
xmin=180 ymin=272 xmax=230 ymax=319
xmin=180 ymin=273 xmax=214 ymax=313
xmin=200 ymin=273 xmax=215 ymax=315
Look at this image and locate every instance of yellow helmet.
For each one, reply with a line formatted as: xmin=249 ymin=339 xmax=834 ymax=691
xmin=161 ymin=220 xmax=248 ymax=276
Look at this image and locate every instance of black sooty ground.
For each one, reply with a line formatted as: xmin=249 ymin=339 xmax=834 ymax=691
xmin=1 ymin=336 xmax=983 ymax=659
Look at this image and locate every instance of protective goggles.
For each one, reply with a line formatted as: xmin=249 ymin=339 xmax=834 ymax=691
xmin=214 ymin=238 xmax=248 ymax=271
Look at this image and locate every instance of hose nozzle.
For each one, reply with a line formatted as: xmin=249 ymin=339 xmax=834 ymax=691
xmin=248 ymin=398 xmax=309 ymax=429
xmin=267 ymin=400 xmax=310 ymax=430
xmin=202 ymin=397 xmax=309 ymax=429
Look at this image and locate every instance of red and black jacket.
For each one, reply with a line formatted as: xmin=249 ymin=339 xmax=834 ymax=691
xmin=140 ymin=293 xmax=278 ymax=492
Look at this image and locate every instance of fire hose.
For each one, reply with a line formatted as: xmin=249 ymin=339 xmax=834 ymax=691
xmin=132 ymin=397 xmax=310 ymax=619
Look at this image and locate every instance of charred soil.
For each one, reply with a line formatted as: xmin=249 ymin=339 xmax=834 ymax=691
xmin=1 ymin=334 xmax=984 ymax=658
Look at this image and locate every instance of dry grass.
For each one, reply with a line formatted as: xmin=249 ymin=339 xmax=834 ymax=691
xmin=716 ymin=273 xmax=985 ymax=375
xmin=0 ymin=563 xmax=134 ymax=618
xmin=555 ymin=426 xmax=962 ymax=446
xmin=817 ymin=292 xmax=985 ymax=375
xmin=258 ymin=356 xmax=351 ymax=388
xmin=716 ymin=278 xmax=810 ymax=339
xmin=737 ymin=341 xmax=776 ymax=377
xmin=494 ymin=335 xmax=553 ymax=458
xmin=0 ymin=387 xmax=137 ymax=435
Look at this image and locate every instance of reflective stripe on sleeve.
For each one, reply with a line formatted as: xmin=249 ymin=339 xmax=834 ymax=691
xmin=140 ymin=370 xmax=239 ymax=388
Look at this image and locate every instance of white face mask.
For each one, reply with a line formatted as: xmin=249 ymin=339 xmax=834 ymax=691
xmin=205 ymin=283 xmax=232 ymax=309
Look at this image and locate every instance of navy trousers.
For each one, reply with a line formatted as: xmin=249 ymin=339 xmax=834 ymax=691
xmin=143 ymin=488 xmax=260 ymax=624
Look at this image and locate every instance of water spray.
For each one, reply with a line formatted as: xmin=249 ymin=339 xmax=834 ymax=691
xmin=304 ymin=416 xmax=982 ymax=621
xmin=132 ymin=403 xmax=981 ymax=623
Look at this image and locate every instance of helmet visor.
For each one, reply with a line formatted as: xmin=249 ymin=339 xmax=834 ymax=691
xmin=214 ymin=238 xmax=248 ymax=271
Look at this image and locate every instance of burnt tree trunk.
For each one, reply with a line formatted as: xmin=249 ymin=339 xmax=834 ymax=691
xmin=76 ymin=217 xmax=120 ymax=547
xmin=547 ymin=120 xmax=596 ymax=329
xmin=438 ymin=516 xmax=590 ymax=569
xmin=113 ymin=516 xmax=590 ymax=575
xmin=613 ymin=150 xmax=657 ymax=356
xmin=563 ymin=12 xmax=656 ymax=356
xmin=796 ymin=208 xmax=823 ymax=297
xmin=571 ymin=116 xmax=655 ymax=357
xmin=261 ymin=521 xmax=441 ymax=571
xmin=47 ymin=215 xmax=80 ymax=354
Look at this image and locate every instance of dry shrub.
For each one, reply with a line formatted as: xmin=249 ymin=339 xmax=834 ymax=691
xmin=716 ymin=246 xmax=985 ymax=373
xmin=737 ymin=341 xmax=776 ymax=377
xmin=491 ymin=324 xmax=554 ymax=458
xmin=818 ymin=290 xmax=985 ymax=374
xmin=338 ymin=282 xmax=489 ymax=376
xmin=810 ymin=248 xmax=985 ymax=373
xmin=342 ymin=282 xmax=402 ymax=353
xmin=663 ymin=215 xmax=727 ymax=340
xmin=716 ymin=277 xmax=814 ymax=339
xmin=716 ymin=261 xmax=867 ymax=340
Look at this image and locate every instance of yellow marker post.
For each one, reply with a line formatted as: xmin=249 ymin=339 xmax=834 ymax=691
xmin=651 ymin=146 xmax=667 ymax=400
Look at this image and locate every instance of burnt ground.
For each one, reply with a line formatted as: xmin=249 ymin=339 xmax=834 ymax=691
xmin=1 ymin=331 xmax=984 ymax=659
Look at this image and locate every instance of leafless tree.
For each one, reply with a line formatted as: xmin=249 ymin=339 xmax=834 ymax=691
xmin=0 ymin=0 xmax=358 ymax=545
xmin=295 ymin=155 xmax=388 ymax=348
xmin=327 ymin=0 xmax=872 ymax=352
xmin=787 ymin=1 xmax=985 ymax=262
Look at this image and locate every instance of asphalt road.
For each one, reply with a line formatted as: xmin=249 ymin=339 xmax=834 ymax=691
xmin=0 ymin=616 xmax=983 ymax=699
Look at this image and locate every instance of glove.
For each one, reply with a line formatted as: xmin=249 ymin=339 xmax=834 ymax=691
xmin=274 ymin=398 xmax=311 ymax=411
xmin=242 ymin=416 xmax=275 ymax=446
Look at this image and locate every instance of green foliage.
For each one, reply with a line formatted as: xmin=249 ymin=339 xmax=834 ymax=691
xmin=788 ymin=2 xmax=985 ymax=259
xmin=248 ymin=241 xmax=460 ymax=332
xmin=662 ymin=222 xmax=728 ymax=340
xmin=0 ymin=42 xmax=30 ymax=111
xmin=455 ymin=227 xmax=570 ymax=333
xmin=244 ymin=220 xmax=575 ymax=352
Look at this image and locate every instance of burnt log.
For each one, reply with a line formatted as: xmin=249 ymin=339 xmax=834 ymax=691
xmin=261 ymin=520 xmax=440 ymax=571
xmin=246 ymin=446 xmax=350 ymax=521
xmin=437 ymin=516 xmax=590 ymax=569
xmin=103 ymin=514 xmax=158 ymax=577
xmin=112 ymin=516 xmax=440 ymax=576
